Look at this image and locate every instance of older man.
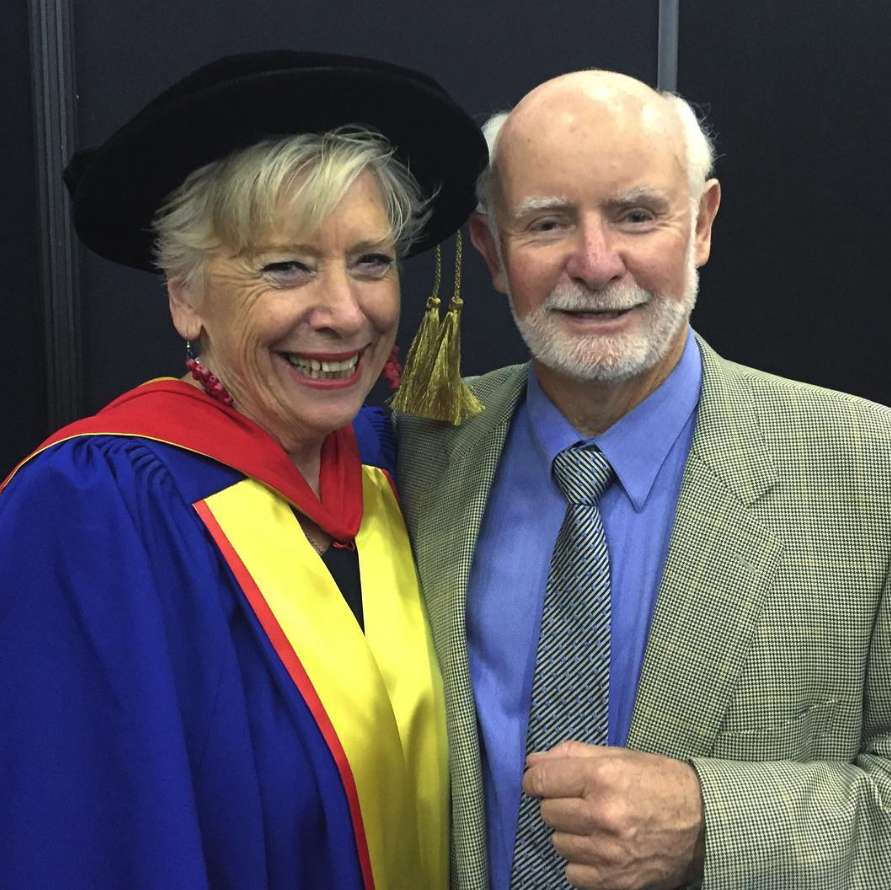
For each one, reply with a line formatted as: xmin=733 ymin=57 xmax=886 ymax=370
xmin=396 ymin=69 xmax=891 ymax=890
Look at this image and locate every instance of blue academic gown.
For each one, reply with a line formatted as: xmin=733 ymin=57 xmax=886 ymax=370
xmin=0 ymin=408 xmax=398 ymax=890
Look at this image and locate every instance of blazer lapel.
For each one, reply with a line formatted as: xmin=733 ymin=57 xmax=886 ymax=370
xmin=413 ymin=364 xmax=530 ymax=656
xmin=627 ymin=340 xmax=785 ymax=757
xmin=398 ymin=364 xmax=528 ymax=890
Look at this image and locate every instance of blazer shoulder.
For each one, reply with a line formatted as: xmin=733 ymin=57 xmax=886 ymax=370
xmin=726 ymin=358 xmax=891 ymax=440
xmin=465 ymin=363 xmax=529 ymax=401
xmin=395 ymin=363 xmax=528 ymax=446
xmin=697 ymin=342 xmax=891 ymax=479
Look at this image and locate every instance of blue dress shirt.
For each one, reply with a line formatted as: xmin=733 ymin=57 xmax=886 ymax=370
xmin=466 ymin=331 xmax=703 ymax=890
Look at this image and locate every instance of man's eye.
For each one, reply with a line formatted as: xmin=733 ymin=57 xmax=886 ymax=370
xmin=622 ymin=209 xmax=654 ymax=224
xmin=355 ymin=253 xmax=395 ymax=275
xmin=529 ymin=218 xmax=565 ymax=234
xmin=261 ymin=261 xmax=310 ymax=283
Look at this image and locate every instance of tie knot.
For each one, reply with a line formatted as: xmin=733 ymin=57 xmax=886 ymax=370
xmin=552 ymin=445 xmax=614 ymax=505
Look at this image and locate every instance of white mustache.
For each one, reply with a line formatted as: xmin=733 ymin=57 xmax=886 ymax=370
xmin=544 ymin=284 xmax=651 ymax=313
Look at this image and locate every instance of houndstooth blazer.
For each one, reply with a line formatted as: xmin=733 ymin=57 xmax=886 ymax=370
xmin=395 ymin=336 xmax=891 ymax=890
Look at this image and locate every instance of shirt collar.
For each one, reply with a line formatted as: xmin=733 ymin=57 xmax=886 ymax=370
xmin=526 ymin=328 xmax=703 ymax=511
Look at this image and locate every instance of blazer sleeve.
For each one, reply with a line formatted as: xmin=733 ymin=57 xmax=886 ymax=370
xmin=690 ymin=569 xmax=891 ymax=889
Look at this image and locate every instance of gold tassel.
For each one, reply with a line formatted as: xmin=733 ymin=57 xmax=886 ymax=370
xmin=408 ymin=232 xmax=484 ymax=425
xmin=390 ymin=245 xmax=444 ymax=414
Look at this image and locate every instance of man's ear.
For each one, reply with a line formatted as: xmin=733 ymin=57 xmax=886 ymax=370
xmin=167 ymin=278 xmax=203 ymax=341
xmin=468 ymin=212 xmax=509 ymax=294
xmin=693 ymin=178 xmax=721 ymax=267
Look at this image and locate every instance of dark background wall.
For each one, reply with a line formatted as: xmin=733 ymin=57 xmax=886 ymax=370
xmin=679 ymin=0 xmax=890 ymax=403
xmin=2 ymin=0 xmax=45 ymax=479
xmin=5 ymin=0 xmax=890 ymax=478
xmin=70 ymin=0 xmax=656 ymax=425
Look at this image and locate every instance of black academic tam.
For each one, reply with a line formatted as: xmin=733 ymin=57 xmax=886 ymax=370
xmin=64 ymin=50 xmax=488 ymax=271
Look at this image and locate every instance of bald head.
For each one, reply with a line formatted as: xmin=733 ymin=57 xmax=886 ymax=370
xmin=512 ymin=70 xmax=669 ymax=132
xmin=477 ymin=70 xmax=714 ymax=222
xmin=467 ymin=68 xmax=722 ymax=421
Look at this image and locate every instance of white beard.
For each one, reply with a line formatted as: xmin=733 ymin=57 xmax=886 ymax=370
xmin=509 ymin=242 xmax=699 ymax=384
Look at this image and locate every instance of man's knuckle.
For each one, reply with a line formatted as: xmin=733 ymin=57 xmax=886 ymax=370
xmin=525 ymin=768 xmax=545 ymax=797
xmin=598 ymin=795 xmax=632 ymax=835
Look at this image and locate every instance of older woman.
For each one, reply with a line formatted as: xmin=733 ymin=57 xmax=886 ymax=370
xmin=0 ymin=52 xmax=485 ymax=890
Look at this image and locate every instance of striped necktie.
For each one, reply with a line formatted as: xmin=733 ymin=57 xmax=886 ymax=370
xmin=510 ymin=444 xmax=614 ymax=888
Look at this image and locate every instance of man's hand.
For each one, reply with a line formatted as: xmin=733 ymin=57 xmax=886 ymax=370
xmin=523 ymin=741 xmax=705 ymax=890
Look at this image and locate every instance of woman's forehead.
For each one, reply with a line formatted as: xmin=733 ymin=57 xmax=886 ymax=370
xmin=242 ymin=171 xmax=395 ymax=253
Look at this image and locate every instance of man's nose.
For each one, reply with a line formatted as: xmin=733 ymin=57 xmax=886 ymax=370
xmin=564 ymin=220 xmax=626 ymax=289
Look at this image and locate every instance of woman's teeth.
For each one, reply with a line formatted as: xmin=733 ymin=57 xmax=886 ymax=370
xmin=287 ymin=354 xmax=359 ymax=379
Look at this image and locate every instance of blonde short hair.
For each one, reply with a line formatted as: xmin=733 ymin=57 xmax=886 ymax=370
xmin=152 ymin=127 xmax=428 ymax=292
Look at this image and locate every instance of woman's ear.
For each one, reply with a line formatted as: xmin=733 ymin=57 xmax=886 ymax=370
xmin=167 ymin=279 xmax=203 ymax=341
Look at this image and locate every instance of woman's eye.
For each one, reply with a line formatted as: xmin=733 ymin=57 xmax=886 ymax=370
xmin=355 ymin=253 xmax=394 ymax=276
xmin=261 ymin=261 xmax=310 ymax=283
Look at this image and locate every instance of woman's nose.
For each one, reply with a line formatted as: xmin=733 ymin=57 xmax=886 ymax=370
xmin=309 ymin=267 xmax=366 ymax=333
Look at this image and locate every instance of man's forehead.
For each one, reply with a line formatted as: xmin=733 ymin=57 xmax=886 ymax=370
xmin=506 ymin=88 xmax=678 ymax=150
xmin=497 ymin=92 xmax=686 ymax=198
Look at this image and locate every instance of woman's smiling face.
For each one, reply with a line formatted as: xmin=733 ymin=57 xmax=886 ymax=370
xmin=179 ymin=170 xmax=400 ymax=456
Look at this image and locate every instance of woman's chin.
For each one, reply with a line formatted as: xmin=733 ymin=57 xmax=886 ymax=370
xmin=233 ymin=355 xmax=382 ymax=449
xmin=283 ymin=387 xmax=374 ymax=440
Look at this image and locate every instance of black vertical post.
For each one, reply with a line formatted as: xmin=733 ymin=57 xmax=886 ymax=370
xmin=657 ymin=0 xmax=679 ymax=92
xmin=29 ymin=0 xmax=82 ymax=429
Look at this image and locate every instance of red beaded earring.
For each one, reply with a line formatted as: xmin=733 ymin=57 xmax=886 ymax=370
xmin=185 ymin=341 xmax=234 ymax=407
xmin=381 ymin=345 xmax=403 ymax=391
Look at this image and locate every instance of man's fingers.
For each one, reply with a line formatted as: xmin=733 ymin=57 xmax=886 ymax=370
xmin=539 ymin=796 xmax=596 ymax=834
xmin=564 ymin=862 xmax=611 ymax=890
xmin=523 ymin=757 xmax=592 ymax=799
xmin=538 ymin=788 xmax=634 ymax=841
xmin=524 ymin=748 xmax=622 ymax=800
xmin=527 ymin=740 xmax=609 ymax=765
xmin=550 ymin=830 xmax=607 ymax=863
